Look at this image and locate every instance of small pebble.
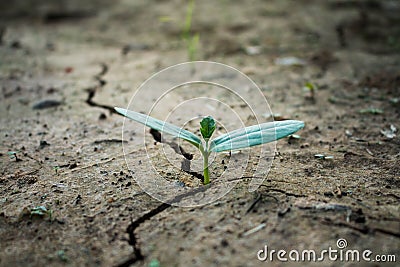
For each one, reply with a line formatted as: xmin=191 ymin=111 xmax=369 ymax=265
xmin=32 ymin=99 xmax=62 ymax=110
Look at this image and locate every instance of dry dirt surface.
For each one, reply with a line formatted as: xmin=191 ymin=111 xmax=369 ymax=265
xmin=1 ymin=1 xmax=399 ymax=266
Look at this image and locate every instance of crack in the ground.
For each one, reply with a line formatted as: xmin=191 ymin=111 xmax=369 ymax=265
xmin=150 ymin=129 xmax=193 ymax=160
xmin=86 ymin=87 xmax=119 ymax=115
xmin=321 ymin=217 xmax=400 ymax=238
xmin=260 ymin=185 xmax=308 ymax=198
xmin=149 ymin=128 xmax=204 ymax=182
xmin=116 ymin=186 xmax=209 ymax=267
xmin=93 ymin=139 xmax=127 ymax=144
xmin=85 ymin=63 xmax=120 ymax=115
xmin=246 ymin=193 xmax=262 ymax=214
xmin=116 ymin=203 xmax=170 ymax=267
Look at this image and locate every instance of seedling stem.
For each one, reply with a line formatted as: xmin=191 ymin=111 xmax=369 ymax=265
xmin=202 ymin=139 xmax=210 ymax=185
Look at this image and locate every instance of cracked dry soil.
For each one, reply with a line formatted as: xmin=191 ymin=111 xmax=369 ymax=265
xmin=1 ymin=1 xmax=399 ymax=266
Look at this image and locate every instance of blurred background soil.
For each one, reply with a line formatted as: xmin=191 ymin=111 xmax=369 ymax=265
xmin=0 ymin=0 xmax=399 ymax=266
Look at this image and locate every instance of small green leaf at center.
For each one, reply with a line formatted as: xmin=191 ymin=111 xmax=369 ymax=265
xmin=200 ymin=116 xmax=216 ymax=140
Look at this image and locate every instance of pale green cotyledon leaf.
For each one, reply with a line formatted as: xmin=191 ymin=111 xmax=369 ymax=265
xmin=115 ymin=107 xmax=202 ymax=147
xmin=210 ymin=120 xmax=304 ymax=152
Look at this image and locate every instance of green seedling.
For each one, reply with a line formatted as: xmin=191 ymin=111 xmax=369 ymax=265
xmin=115 ymin=107 xmax=304 ymax=185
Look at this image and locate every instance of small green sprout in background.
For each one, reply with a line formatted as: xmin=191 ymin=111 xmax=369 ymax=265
xmin=303 ymin=82 xmax=317 ymax=100
xmin=359 ymin=107 xmax=383 ymax=115
xmin=328 ymin=96 xmax=339 ymax=104
xmin=389 ymin=97 xmax=399 ymax=105
xmin=31 ymin=205 xmax=53 ymax=220
xmin=53 ymin=166 xmax=60 ymax=175
xmin=56 ymin=250 xmax=69 ymax=262
xmin=115 ymin=107 xmax=304 ymax=185
xmin=182 ymin=0 xmax=199 ymax=61
xmin=149 ymin=259 xmax=160 ymax=267
xmin=7 ymin=151 xmax=22 ymax=162
xmin=158 ymin=0 xmax=199 ymax=61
